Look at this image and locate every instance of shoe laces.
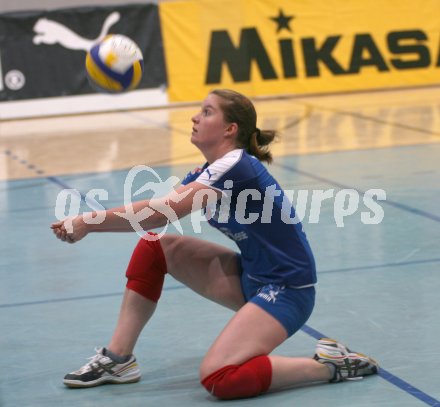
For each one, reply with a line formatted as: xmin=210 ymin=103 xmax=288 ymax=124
xmin=77 ymin=347 xmax=110 ymax=374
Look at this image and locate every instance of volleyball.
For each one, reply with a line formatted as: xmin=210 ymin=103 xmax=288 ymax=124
xmin=85 ymin=34 xmax=144 ymax=93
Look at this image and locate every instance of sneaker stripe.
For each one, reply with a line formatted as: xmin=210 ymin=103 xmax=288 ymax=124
xmin=116 ymin=362 xmax=138 ymax=375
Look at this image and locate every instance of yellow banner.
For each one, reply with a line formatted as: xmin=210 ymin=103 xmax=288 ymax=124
xmin=160 ymin=0 xmax=440 ymax=102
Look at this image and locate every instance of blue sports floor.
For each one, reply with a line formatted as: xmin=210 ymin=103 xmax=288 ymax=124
xmin=1 ymin=87 xmax=439 ymax=406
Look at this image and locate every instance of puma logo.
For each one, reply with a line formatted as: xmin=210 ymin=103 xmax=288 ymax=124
xmin=32 ymin=11 xmax=120 ymax=51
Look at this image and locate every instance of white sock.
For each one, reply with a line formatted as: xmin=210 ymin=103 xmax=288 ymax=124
xmin=325 ymin=362 xmax=337 ymax=381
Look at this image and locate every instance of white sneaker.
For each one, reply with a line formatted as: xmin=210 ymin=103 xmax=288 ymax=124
xmin=314 ymin=338 xmax=379 ymax=382
xmin=63 ymin=347 xmax=141 ymax=388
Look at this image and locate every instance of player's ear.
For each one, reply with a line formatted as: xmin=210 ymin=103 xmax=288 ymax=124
xmin=225 ymin=122 xmax=238 ymax=138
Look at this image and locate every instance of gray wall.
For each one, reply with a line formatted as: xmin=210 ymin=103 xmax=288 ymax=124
xmin=1 ymin=0 xmax=158 ymax=13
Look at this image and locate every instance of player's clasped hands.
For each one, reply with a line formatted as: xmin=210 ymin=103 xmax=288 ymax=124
xmin=51 ymin=216 xmax=88 ymax=244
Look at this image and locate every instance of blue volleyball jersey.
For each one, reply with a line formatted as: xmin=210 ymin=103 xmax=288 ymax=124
xmin=181 ymin=149 xmax=317 ymax=287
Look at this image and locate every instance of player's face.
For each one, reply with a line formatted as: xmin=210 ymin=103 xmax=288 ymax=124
xmin=191 ymin=94 xmax=230 ymax=149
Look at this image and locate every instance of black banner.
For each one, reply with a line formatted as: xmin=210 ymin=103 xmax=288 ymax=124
xmin=0 ymin=4 xmax=167 ymax=101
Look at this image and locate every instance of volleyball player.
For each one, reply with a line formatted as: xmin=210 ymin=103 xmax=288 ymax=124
xmin=51 ymin=89 xmax=378 ymax=399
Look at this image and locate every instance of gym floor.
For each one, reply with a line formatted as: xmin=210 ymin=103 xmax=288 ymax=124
xmin=1 ymin=86 xmax=439 ymax=406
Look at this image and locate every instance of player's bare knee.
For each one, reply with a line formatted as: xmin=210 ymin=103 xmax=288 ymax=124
xmin=158 ymin=234 xmax=182 ymax=273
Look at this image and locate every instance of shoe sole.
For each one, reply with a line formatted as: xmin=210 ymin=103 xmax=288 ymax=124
xmin=64 ymin=374 xmax=141 ymax=388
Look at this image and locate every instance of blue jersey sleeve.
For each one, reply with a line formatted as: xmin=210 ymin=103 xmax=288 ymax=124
xmin=181 ymin=164 xmax=208 ymax=186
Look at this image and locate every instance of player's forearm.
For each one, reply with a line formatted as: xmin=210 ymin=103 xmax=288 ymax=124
xmin=85 ymin=201 xmax=167 ymax=233
xmin=85 ymin=210 xmax=136 ymax=232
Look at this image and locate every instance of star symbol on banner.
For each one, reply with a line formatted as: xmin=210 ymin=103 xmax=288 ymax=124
xmin=270 ymin=9 xmax=294 ymax=33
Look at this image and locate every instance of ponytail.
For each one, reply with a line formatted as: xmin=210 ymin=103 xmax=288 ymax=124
xmin=247 ymin=128 xmax=277 ymax=163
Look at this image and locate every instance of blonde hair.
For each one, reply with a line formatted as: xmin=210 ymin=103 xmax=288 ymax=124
xmin=211 ymin=89 xmax=277 ymax=163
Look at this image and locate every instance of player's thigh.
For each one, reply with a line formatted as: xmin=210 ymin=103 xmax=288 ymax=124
xmin=160 ymin=234 xmax=245 ymax=311
xmin=199 ymin=302 xmax=288 ymax=379
xmin=200 ymin=284 xmax=316 ymax=378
